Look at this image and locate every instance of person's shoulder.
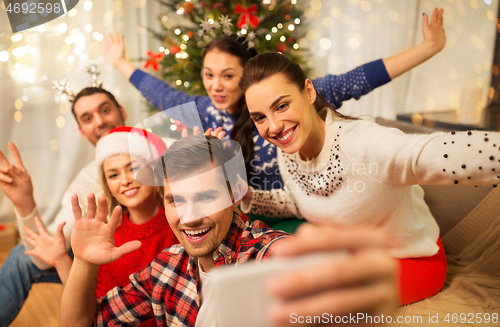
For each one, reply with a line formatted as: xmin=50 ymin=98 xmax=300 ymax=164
xmin=241 ymin=216 xmax=289 ymax=242
xmin=330 ymin=112 xmax=386 ymax=135
xmin=150 ymin=244 xmax=188 ymax=270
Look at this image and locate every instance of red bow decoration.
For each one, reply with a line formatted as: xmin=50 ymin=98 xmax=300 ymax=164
xmin=235 ymin=4 xmax=259 ymax=29
xmin=144 ymin=50 xmax=164 ymax=71
xmin=184 ymin=2 xmax=195 ymax=14
xmin=201 ymin=1 xmax=227 ymax=12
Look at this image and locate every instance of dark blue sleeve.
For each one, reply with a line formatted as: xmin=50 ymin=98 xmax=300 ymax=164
xmin=312 ymin=59 xmax=391 ymax=109
xmin=129 ymin=70 xmax=214 ymax=129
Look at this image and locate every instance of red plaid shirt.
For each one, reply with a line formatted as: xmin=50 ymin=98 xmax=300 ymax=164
xmin=94 ymin=212 xmax=288 ymax=327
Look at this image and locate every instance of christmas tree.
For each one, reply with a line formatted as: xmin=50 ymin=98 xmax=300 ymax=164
xmin=143 ymin=0 xmax=308 ymax=98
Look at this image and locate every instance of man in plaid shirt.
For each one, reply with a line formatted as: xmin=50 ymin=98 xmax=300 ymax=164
xmin=61 ymin=135 xmax=398 ymax=327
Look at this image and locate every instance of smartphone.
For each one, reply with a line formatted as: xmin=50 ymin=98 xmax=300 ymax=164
xmin=211 ymin=251 xmax=347 ymax=327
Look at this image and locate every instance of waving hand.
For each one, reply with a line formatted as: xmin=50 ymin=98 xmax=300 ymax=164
xmin=70 ymin=193 xmax=141 ymax=265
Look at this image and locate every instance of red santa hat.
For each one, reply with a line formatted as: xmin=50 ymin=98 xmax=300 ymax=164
xmin=95 ymin=126 xmax=167 ymax=167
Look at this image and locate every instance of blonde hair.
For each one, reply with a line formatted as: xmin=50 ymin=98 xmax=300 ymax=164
xmin=101 ymin=157 xmax=164 ymax=213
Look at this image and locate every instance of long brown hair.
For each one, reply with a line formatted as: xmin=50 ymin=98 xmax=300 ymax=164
xmin=202 ymin=36 xmax=257 ymax=179
xmin=239 ymin=52 xmax=354 ymax=119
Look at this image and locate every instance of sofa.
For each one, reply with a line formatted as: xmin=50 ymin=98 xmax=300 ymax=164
xmin=255 ymin=117 xmax=500 ymax=326
xmin=375 ymin=118 xmax=500 ymax=327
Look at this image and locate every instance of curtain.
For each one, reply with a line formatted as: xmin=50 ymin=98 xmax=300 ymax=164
xmin=304 ymin=0 xmax=499 ymax=119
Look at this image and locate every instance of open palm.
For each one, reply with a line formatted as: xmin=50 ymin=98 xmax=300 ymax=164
xmin=103 ymin=32 xmax=125 ymax=67
xmin=71 ymin=193 xmax=141 ymax=265
xmin=422 ymin=8 xmax=446 ymax=53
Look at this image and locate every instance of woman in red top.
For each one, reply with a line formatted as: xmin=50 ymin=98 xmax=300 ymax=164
xmin=23 ymin=126 xmax=178 ymax=327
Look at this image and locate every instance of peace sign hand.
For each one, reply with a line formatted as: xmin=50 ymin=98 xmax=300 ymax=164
xmin=0 ymin=142 xmax=36 ymax=216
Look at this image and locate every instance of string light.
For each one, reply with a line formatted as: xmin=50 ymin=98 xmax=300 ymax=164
xmin=49 ymin=140 xmax=58 ymax=151
xmin=14 ymin=111 xmax=22 ymax=123
xmin=11 ymin=34 xmax=23 ymax=42
xmin=311 ymin=0 xmax=322 ymax=10
xmin=84 ymin=1 xmax=92 ymax=11
xmin=0 ymin=51 xmax=10 ymax=62
xmin=56 ymin=116 xmax=66 ymax=128
xmin=319 ymin=38 xmax=331 ymax=50
xmin=15 ymin=99 xmax=23 ymax=110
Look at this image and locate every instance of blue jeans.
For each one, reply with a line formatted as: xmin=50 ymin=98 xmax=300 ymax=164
xmin=0 ymin=244 xmax=62 ymax=327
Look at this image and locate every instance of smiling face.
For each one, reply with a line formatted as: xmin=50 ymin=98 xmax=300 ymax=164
xmin=245 ymin=73 xmax=318 ymax=155
xmin=202 ymin=48 xmax=244 ymax=114
xmin=103 ymin=154 xmax=158 ymax=210
xmin=163 ymin=164 xmax=236 ymax=263
xmin=74 ymin=92 xmax=126 ymax=146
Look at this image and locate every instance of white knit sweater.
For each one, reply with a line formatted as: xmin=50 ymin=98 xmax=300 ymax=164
xmin=242 ymin=110 xmax=500 ymax=258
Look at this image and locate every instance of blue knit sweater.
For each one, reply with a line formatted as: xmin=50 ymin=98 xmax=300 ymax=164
xmin=129 ymin=59 xmax=390 ymax=191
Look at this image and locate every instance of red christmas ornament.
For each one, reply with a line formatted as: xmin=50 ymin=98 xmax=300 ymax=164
xmin=170 ymin=45 xmax=180 ymax=54
xmin=277 ymin=43 xmax=286 ymax=52
xmin=183 ymin=2 xmax=194 ymax=14
xmin=143 ymin=50 xmax=164 ymax=71
xmin=187 ymin=31 xmax=193 ymax=38
xmin=234 ymin=4 xmax=260 ymax=29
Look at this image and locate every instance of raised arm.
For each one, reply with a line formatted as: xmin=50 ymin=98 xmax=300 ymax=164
xmin=0 ymin=142 xmax=49 ymax=265
xmin=312 ymin=8 xmax=445 ymax=110
xmin=60 ymin=193 xmax=141 ymax=327
xmin=104 ymin=33 xmax=209 ymax=115
xmin=341 ymin=120 xmax=500 ymax=187
xmin=0 ymin=142 xmax=36 ymax=217
xmin=383 ymin=8 xmax=446 ymax=79
xmin=103 ymin=32 xmax=136 ymax=80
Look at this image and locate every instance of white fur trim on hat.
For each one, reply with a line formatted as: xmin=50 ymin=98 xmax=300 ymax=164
xmin=95 ymin=131 xmax=160 ymax=167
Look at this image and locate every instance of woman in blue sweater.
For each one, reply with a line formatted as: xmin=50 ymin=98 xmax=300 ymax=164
xmin=104 ymin=8 xmax=445 ymax=194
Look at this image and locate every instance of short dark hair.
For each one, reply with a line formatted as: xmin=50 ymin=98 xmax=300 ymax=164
xmin=71 ymin=87 xmax=121 ymax=123
xmin=155 ymin=135 xmax=241 ymax=198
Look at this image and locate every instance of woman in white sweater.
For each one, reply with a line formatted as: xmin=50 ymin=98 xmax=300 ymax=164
xmin=238 ymin=52 xmax=500 ymax=305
